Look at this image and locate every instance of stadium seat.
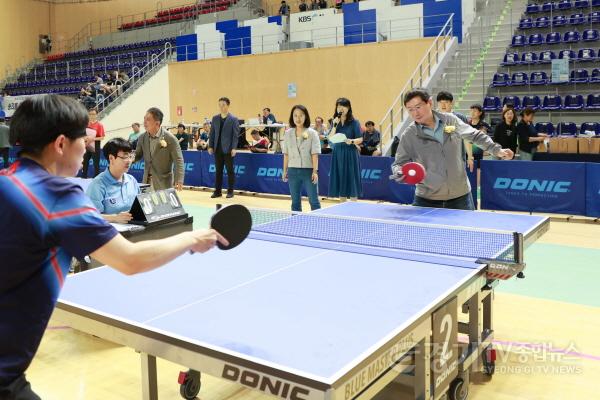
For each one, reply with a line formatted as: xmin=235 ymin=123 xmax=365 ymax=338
xmin=553 ymin=15 xmax=568 ymax=26
xmin=558 ymin=0 xmax=573 ymax=9
xmin=564 ymin=94 xmax=585 ymax=109
xmin=570 ymin=69 xmax=590 ymax=83
xmin=538 ymin=50 xmax=556 ymax=63
xmin=569 ymin=13 xmax=586 ymax=25
xmin=535 ymin=122 xmax=555 ymax=136
xmin=523 ymin=95 xmax=541 ymax=110
xmin=511 ymin=72 xmax=529 ymax=86
xmin=586 ymin=94 xmax=600 ymax=109
xmin=546 ymin=32 xmax=562 ymax=45
xmin=580 ymin=122 xmax=600 ymax=135
xmin=501 ymin=52 xmax=519 ymax=65
xmin=564 ymin=31 xmax=581 ymax=43
xmin=491 ymin=73 xmax=510 ymax=87
xmin=526 ymin=3 xmax=540 ymax=13
xmin=558 ymin=49 xmax=577 ymax=60
xmin=519 ymin=18 xmax=534 ymax=29
xmin=535 ymin=16 xmax=551 ymax=28
xmin=483 ymin=96 xmax=501 ymax=111
xmin=590 ymin=68 xmax=600 ymax=82
xmin=503 ymin=96 xmax=521 ymax=110
xmin=589 ymin=11 xmax=600 ymax=23
xmin=529 ymin=33 xmax=545 ymax=45
xmin=574 ymin=0 xmax=590 ymax=8
xmin=558 ymin=122 xmax=578 ymax=135
xmin=578 ymin=48 xmax=597 ymax=61
xmin=512 ymin=35 xmax=527 ymax=47
xmin=542 ymin=95 xmax=563 ymax=110
xmin=542 ymin=2 xmax=555 ymax=12
xmin=583 ymin=29 xmax=600 ymax=42
xmin=521 ymin=51 xmax=539 ymax=64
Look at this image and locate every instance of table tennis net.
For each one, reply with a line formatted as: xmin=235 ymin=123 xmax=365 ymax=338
xmin=248 ymin=208 xmax=522 ymax=267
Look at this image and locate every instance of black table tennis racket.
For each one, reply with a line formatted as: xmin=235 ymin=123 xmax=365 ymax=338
xmin=210 ymin=204 xmax=252 ymax=250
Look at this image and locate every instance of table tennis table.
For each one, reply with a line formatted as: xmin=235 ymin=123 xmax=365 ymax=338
xmin=55 ymin=202 xmax=549 ymax=400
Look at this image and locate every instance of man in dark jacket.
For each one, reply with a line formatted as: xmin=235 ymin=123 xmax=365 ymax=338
xmin=208 ymin=97 xmax=239 ymax=198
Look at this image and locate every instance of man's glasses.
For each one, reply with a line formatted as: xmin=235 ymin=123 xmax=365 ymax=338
xmin=406 ymin=102 xmax=427 ymax=113
xmin=116 ymin=153 xmax=135 ymax=161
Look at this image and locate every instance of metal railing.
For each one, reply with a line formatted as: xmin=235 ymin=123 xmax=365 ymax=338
xmin=378 ymin=14 xmax=454 ymax=146
xmin=94 ymin=42 xmax=174 ymax=114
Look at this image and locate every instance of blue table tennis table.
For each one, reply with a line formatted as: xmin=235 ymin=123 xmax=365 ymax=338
xmin=55 ymin=203 xmax=549 ymax=400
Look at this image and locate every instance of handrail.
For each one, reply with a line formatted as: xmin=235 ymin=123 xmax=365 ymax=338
xmin=377 ymin=13 xmax=454 ymax=147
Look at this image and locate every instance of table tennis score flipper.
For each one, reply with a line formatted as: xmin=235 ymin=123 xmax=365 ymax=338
xmin=129 ymin=188 xmax=188 ymax=226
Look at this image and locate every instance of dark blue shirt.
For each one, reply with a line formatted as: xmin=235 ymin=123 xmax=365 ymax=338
xmin=0 ymin=158 xmax=117 ymax=385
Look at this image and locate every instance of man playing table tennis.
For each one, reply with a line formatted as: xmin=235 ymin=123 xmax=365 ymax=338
xmin=0 ymin=95 xmax=227 ymax=400
xmin=392 ymin=88 xmax=514 ymax=210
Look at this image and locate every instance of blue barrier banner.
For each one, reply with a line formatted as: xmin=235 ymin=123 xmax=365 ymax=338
xmin=586 ymin=163 xmax=600 ymax=217
xmin=467 ymin=162 xmax=478 ymax=208
xmin=481 ymin=160 xmax=587 ymax=215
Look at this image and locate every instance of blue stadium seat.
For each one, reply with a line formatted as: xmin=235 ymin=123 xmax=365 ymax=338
xmin=591 ymin=68 xmax=600 ymax=82
xmin=569 ymin=13 xmax=586 ymax=25
xmin=546 ymin=31 xmax=562 ymax=44
xmin=511 ymin=72 xmax=529 ymax=86
xmin=522 ymin=51 xmax=539 ymax=64
xmin=535 ymin=16 xmax=551 ymax=28
xmin=483 ymin=96 xmax=501 ymax=111
xmin=501 ymin=52 xmax=519 ymax=65
xmin=558 ymin=0 xmax=573 ymax=9
xmin=503 ymin=96 xmax=521 ymax=110
xmin=542 ymin=2 xmax=555 ymax=11
xmin=512 ymin=35 xmax=527 ymax=47
xmin=558 ymin=122 xmax=578 ymax=136
xmin=520 ymin=18 xmax=534 ymax=29
xmin=558 ymin=49 xmax=577 ymax=60
xmin=580 ymin=122 xmax=600 ymax=135
xmin=589 ymin=11 xmax=600 ymax=23
xmin=570 ymin=69 xmax=590 ymax=82
xmin=578 ymin=48 xmax=597 ymax=60
xmin=583 ymin=29 xmax=600 ymax=41
xmin=594 ymin=0 xmax=600 ymax=6
xmin=586 ymin=94 xmax=600 ymax=109
xmin=538 ymin=50 xmax=556 ymax=63
xmin=526 ymin=3 xmax=540 ymax=13
xmin=574 ymin=0 xmax=590 ymax=8
xmin=523 ymin=95 xmax=541 ymax=110
xmin=542 ymin=95 xmax=563 ymax=110
xmin=529 ymin=33 xmax=545 ymax=45
xmin=564 ymin=94 xmax=585 ymax=109
xmin=536 ymin=122 xmax=556 ymax=136
xmin=492 ymin=73 xmax=510 ymax=87
xmin=564 ymin=31 xmax=581 ymax=43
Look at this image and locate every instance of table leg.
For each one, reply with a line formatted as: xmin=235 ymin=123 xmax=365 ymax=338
xmin=413 ymin=338 xmax=431 ymax=400
xmin=141 ymin=352 xmax=158 ymax=400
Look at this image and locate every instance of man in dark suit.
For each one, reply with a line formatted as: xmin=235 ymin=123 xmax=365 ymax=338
xmin=208 ymin=97 xmax=239 ymax=198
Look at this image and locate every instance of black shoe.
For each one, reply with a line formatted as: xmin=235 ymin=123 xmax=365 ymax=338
xmin=226 ymin=192 xmax=234 ymax=198
xmin=211 ymin=192 xmax=222 ymax=198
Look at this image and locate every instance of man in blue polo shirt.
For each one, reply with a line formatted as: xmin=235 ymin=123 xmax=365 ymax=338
xmin=86 ymin=138 xmax=140 ymax=223
xmin=0 ymin=95 xmax=226 ymax=399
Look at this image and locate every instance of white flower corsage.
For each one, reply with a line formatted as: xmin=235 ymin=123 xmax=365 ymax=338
xmin=444 ymin=125 xmax=456 ymax=134
xmin=302 ymin=131 xmax=309 ymax=140
xmin=160 ymin=139 xmax=167 ymax=148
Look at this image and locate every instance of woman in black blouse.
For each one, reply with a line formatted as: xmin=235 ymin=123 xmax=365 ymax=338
xmin=493 ymin=108 xmax=518 ymax=158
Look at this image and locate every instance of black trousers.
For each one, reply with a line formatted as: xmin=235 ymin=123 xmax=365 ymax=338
xmin=0 ymin=375 xmax=41 ymax=400
xmin=0 ymin=148 xmax=9 ymax=169
xmin=214 ymin=150 xmax=235 ymax=193
xmin=82 ymin=141 xmax=101 ymax=178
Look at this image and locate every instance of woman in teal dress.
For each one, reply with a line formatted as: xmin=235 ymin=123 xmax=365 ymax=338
xmin=328 ymin=97 xmax=362 ymax=199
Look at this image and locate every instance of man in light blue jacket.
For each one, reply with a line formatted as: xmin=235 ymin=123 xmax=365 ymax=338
xmin=392 ymin=88 xmax=514 ymax=210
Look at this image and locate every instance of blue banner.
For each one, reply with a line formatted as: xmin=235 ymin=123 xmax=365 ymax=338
xmin=481 ymin=160 xmax=587 ymax=215
xmin=586 ymin=163 xmax=600 ymax=217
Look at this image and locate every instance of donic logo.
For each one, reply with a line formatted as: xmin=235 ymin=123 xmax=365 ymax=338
xmin=221 ymin=365 xmax=310 ymax=400
xmin=493 ymin=178 xmax=571 ymax=193
xmin=257 ymin=167 xmax=283 ymax=177
xmin=209 ymin=164 xmax=246 ymax=175
xmin=361 ymin=169 xmax=381 ymax=180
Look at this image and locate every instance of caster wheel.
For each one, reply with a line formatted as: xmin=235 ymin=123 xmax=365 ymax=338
xmin=448 ymin=377 xmax=468 ymax=400
xmin=179 ymin=369 xmax=201 ymax=399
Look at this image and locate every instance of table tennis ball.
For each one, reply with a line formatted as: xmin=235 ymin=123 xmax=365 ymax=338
xmin=408 ymin=169 xmax=416 ymax=176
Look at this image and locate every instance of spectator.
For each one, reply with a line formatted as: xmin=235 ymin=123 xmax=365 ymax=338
xmin=175 ymin=123 xmax=190 ymax=151
xmin=78 ymin=86 xmax=96 ymax=109
xmin=299 ymin=0 xmax=308 ymax=11
xmin=318 ymin=0 xmax=328 ymax=8
xmin=328 ymin=97 xmax=362 ymax=200
xmin=493 ymin=108 xmax=518 ymax=158
xmin=436 ymin=91 xmax=474 ymax=171
xmin=195 ymin=122 xmax=210 ymax=150
xmin=335 ymin=0 xmax=344 ymax=10
xmin=314 ymin=116 xmax=331 ymax=154
xmin=134 ymin=107 xmax=185 ymax=191
xmin=359 ymin=121 xmax=381 ymax=156
xmin=282 ymin=105 xmax=321 ymax=212
xmin=468 ymin=104 xmax=491 ymax=160
xmin=128 ymin=122 xmax=142 ymax=149
xmin=86 ymin=138 xmax=140 ymax=223
xmin=82 ymin=108 xmax=105 ymax=178
xmin=249 ymin=130 xmax=270 ymax=153
xmin=516 ymin=108 xmax=547 ymax=161
xmin=259 ymin=107 xmax=277 ymax=145
xmin=208 ymin=97 xmax=239 ymax=198
xmin=278 ymin=1 xmax=290 ymax=15
xmin=310 ymin=0 xmax=319 ymax=10
xmin=0 ymin=117 xmax=10 ymax=169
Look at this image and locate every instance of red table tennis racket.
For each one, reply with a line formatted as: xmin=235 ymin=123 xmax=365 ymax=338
xmin=210 ymin=204 xmax=252 ymax=250
xmin=389 ymin=162 xmax=426 ymax=185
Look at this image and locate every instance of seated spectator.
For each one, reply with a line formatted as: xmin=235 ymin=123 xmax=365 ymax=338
xmin=314 ymin=116 xmax=331 ymax=154
xmin=335 ymin=0 xmax=344 ymax=10
xmin=78 ymin=86 xmax=96 ymax=109
xmin=278 ymin=1 xmax=290 ymax=15
xmin=175 ymin=123 xmax=190 ymax=151
xmin=249 ymin=130 xmax=270 ymax=153
xmin=310 ymin=0 xmax=319 ymax=9
xmin=517 ymin=107 xmax=547 ymax=161
xmin=195 ymin=122 xmax=210 ymax=150
xmin=493 ymin=108 xmax=518 ymax=158
xmin=86 ymin=138 xmax=140 ymax=223
xmin=128 ymin=122 xmax=142 ymax=149
xmin=359 ymin=121 xmax=381 ymax=156
xmin=468 ymin=104 xmax=491 ymax=160
xmin=318 ymin=0 xmax=328 ymax=8
xmin=299 ymin=0 xmax=308 ymax=11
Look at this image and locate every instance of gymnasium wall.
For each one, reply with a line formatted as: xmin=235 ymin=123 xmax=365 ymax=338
xmin=168 ymin=37 xmax=435 ymax=129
